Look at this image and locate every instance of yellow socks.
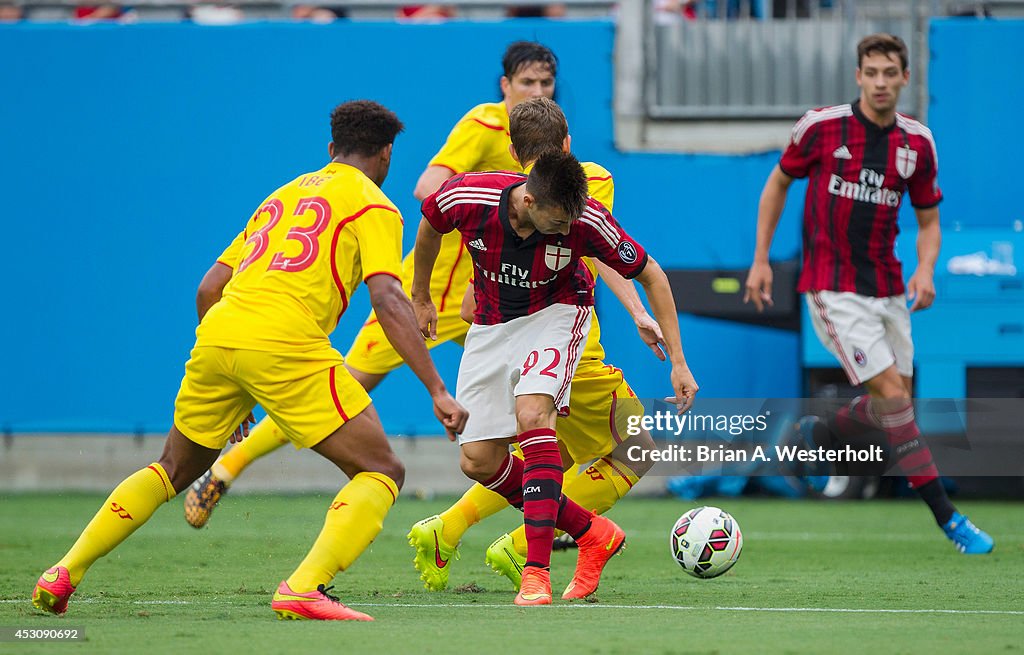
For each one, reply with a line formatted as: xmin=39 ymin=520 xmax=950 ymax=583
xmin=439 ymin=483 xmax=509 ymax=546
xmin=57 ymin=463 xmax=175 ymax=586
xmin=211 ymin=417 xmax=289 ymax=484
xmin=508 ymin=457 xmax=639 ymax=556
xmin=286 ymin=472 xmax=399 ymax=593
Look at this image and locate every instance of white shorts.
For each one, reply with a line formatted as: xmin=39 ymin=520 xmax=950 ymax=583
xmin=806 ymin=291 xmax=914 ymax=386
xmin=456 ymin=303 xmax=592 ymax=444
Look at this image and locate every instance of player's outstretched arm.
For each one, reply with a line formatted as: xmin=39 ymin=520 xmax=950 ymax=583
xmin=414 ymin=166 xmax=455 ymax=201
xmin=367 ymin=274 xmax=468 ymax=439
xmin=634 ymin=256 xmax=699 ymax=413
xmin=593 ymin=258 xmax=666 ymax=361
xmin=196 ymin=262 xmax=232 ymax=321
xmin=908 ymin=206 xmax=940 ymax=312
xmin=411 ymin=218 xmax=445 ymax=340
xmin=744 ymin=165 xmax=794 ymax=312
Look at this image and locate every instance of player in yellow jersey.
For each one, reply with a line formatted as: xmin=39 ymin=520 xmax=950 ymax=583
xmin=183 ymin=41 xmax=562 ymax=527
xmin=32 ymin=101 xmax=468 ymax=622
xmin=407 ymin=97 xmax=678 ymax=597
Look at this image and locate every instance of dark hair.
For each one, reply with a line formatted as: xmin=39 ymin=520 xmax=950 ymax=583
xmin=857 ymin=33 xmax=909 ymax=70
xmin=526 ymin=151 xmax=588 ymax=221
xmin=329 ymin=100 xmax=404 ymax=157
xmin=509 ymin=97 xmax=568 ymax=165
xmin=502 ymin=41 xmax=558 ymax=79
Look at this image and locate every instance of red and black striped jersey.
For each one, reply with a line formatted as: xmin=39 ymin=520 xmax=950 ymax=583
xmin=780 ymin=100 xmax=942 ymax=297
xmin=421 ymin=171 xmax=648 ymax=325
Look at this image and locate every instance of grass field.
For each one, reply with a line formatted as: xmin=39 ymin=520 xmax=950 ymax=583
xmin=2 ymin=493 xmax=1021 ymax=654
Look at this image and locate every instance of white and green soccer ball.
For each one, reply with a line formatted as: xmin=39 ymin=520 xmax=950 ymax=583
xmin=669 ymin=506 xmax=743 ymax=579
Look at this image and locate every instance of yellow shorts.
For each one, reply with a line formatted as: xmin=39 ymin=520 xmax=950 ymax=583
xmin=345 ymin=232 xmax=472 ymax=375
xmin=345 ymin=310 xmax=468 ymax=375
xmin=173 ymin=346 xmax=371 ymax=450
xmin=557 ymin=359 xmax=644 ymax=464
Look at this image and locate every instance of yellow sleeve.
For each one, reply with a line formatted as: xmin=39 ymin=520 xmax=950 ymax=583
xmin=428 ymin=107 xmax=507 ymax=174
xmin=353 ymin=206 xmax=405 ymax=282
xmin=217 ymin=230 xmax=246 ymax=270
xmin=582 ymin=163 xmax=616 ymax=278
xmin=584 ymin=163 xmax=615 ymax=213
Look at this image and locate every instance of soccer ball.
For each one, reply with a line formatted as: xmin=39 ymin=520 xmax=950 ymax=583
xmin=669 ymin=506 xmax=743 ymax=579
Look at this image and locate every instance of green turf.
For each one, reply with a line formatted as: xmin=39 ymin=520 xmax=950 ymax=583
xmin=1 ymin=493 xmax=1021 ymax=654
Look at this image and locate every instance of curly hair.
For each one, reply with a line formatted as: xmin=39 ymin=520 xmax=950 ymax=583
xmin=329 ymin=100 xmax=404 ymax=157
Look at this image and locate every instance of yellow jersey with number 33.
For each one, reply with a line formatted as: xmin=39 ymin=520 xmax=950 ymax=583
xmin=197 ymin=162 xmax=404 ymax=353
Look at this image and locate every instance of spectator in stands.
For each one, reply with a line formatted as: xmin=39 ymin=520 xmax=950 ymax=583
xmin=0 ymin=1 xmax=22 ymax=21
xmin=397 ymin=5 xmax=456 ymax=19
xmin=291 ymin=4 xmax=347 ymax=21
xmin=653 ymin=0 xmax=759 ymax=21
xmin=74 ymin=4 xmax=126 ymax=20
xmin=653 ymin=0 xmax=697 ymax=22
xmin=188 ymin=3 xmax=244 ymax=23
xmin=506 ymin=3 xmax=566 ymax=17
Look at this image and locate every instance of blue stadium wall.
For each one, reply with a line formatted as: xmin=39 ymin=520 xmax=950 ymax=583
xmin=0 ymin=18 xmax=1017 ymax=434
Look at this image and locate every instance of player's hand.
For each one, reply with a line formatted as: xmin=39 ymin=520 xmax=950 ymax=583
xmin=744 ymin=261 xmax=774 ymax=312
xmin=634 ymin=311 xmax=667 ymax=361
xmin=665 ymin=365 xmax=699 ymax=414
xmin=229 ymin=412 xmax=256 ymax=444
xmin=907 ymin=269 xmax=936 ymax=312
xmin=412 ymin=296 xmax=439 ymax=340
xmin=431 ymin=391 xmax=469 ymax=441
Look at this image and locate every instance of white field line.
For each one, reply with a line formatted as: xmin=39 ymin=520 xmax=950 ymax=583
xmin=5 ymin=599 xmax=1022 ymax=615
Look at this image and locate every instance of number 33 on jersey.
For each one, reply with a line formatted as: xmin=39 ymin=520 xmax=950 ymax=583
xmin=196 ymin=163 xmax=405 ymax=353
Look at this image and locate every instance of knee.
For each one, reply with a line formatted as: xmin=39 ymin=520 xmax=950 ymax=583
xmin=363 ymin=454 xmax=405 ymax=491
xmin=383 ymin=457 xmax=406 ymax=491
xmin=516 ymin=408 xmax=554 ymax=433
xmin=460 ymin=453 xmax=499 ymax=483
xmin=157 ymin=456 xmax=201 ymax=495
xmin=876 ymin=385 xmax=911 ymax=403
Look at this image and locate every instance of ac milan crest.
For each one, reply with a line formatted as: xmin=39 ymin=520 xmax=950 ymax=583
xmin=544 ymin=244 xmax=573 ymax=271
xmin=896 ymin=145 xmax=918 ymax=179
xmin=853 ymin=348 xmax=867 ymax=367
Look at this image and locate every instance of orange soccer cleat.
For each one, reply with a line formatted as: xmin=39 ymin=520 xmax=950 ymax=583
xmin=271 ymin=581 xmax=373 ymax=621
xmin=562 ymin=514 xmax=626 ymax=600
xmin=514 ymin=566 xmax=552 ymax=606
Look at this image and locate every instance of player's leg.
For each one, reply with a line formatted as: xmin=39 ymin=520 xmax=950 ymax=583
xmin=184 ymin=415 xmax=290 ymax=528
xmin=497 ymin=366 xmax=646 ymax=567
xmin=806 ymin=292 xmax=992 ymax=553
xmin=513 ymin=392 xmax=627 ymax=602
xmin=253 ymin=356 xmax=400 ymax=621
xmin=407 ymin=317 xmax=514 ymax=590
xmin=871 ymin=297 xmax=991 ymax=553
xmin=509 ymin=306 xmax=625 ymax=603
xmin=182 ymin=306 xmax=469 ymax=529
xmin=34 ymin=346 xmax=250 ymax=614
xmin=407 ymin=438 xmax=511 ymax=591
xmin=183 ymin=318 xmax=404 ymax=529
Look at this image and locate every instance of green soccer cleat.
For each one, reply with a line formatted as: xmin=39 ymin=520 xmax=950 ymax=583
xmin=407 ymin=515 xmax=459 ymax=591
xmin=485 ymin=533 xmax=526 ymax=591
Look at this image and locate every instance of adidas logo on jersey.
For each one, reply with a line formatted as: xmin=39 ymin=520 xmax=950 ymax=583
xmin=832 ymin=145 xmax=853 ymax=160
xmin=468 ymin=238 xmax=487 ymax=251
